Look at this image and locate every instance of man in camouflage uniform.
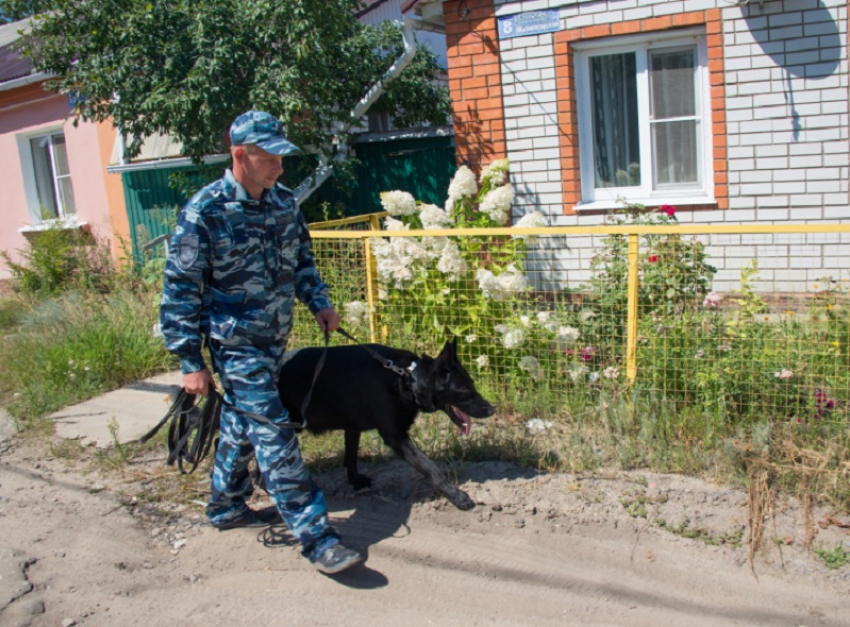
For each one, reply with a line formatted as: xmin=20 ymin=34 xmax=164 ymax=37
xmin=160 ymin=110 xmax=362 ymax=574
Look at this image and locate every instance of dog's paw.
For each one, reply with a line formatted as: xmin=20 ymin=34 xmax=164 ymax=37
xmin=451 ymin=491 xmax=475 ymax=511
xmin=350 ymin=475 xmax=372 ymax=492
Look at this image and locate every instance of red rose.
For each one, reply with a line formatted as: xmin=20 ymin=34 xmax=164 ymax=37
xmin=648 ymin=255 xmax=659 ymax=262
xmin=662 ymin=205 xmax=676 ymax=217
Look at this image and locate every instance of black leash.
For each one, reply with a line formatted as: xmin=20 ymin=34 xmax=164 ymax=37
xmin=138 ymin=384 xmax=221 ymax=474
xmin=139 ymin=329 xmax=332 ymax=473
xmin=210 ymin=328 xmax=332 ymax=430
xmin=335 ymin=327 xmax=410 ymax=378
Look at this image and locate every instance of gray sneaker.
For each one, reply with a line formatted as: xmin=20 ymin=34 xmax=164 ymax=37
xmin=312 ymin=544 xmax=363 ymax=574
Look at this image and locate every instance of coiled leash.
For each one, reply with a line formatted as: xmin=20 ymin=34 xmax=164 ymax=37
xmin=139 ymin=329 xmax=332 ymax=474
xmin=138 ymin=384 xmax=221 ymax=474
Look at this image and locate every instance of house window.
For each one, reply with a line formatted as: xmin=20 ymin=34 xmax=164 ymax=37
xmin=574 ymin=31 xmax=712 ymax=206
xmin=28 ymin=132 xmax=77 ymax=220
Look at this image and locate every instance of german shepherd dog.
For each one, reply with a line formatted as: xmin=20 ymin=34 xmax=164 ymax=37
xmin=278 ymin=339 xmax=496 ymax=510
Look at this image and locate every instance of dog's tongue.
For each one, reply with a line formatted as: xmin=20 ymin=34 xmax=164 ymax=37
xmin=455 ymin=407 xmax=472 ymax=436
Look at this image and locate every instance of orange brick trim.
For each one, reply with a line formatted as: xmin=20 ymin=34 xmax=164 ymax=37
xmin=555 ymin=10 xmax=728 ymax=215
xmin=0 ymin=80 xmax=51 ymax=110
xmin=444 ymin=0 xmax=506 ymax=172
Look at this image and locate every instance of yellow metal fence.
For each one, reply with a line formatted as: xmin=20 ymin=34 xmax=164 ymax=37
xmin=293 ymin=220 xmax=850 ymax=435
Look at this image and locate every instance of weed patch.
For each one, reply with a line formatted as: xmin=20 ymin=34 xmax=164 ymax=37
xmin=656 ymin=518 xmax=745 ymax=548
xmin=814 ymin=544 xmax=849 ymax=570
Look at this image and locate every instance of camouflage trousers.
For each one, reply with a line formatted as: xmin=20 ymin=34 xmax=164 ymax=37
xmin=207 ymin=340 xmax=339 ymax=560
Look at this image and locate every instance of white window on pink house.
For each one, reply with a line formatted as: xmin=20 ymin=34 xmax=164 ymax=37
xmin=28 ymin=131 xmax=77 ymax=220
xmin=573 ymin=30 xmax=714 ymax=208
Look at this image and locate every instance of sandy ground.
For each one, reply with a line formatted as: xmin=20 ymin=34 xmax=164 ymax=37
xmin=1 ymin=431 xmax=849 ymax=627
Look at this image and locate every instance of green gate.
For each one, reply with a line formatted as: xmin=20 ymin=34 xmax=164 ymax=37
xmin=308 ymin=133 xmax=457 ymax=218
xmin=121 ymin=165 xmax=222 ymax=260
xmin=121 ymin=132 xmax=456 ymax=259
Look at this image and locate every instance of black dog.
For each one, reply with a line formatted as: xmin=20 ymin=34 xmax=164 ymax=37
xmin=278 ymin=338 xmax=495 ymax=510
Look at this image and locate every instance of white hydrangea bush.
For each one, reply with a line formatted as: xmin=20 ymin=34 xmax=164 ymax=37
xmin=368 ymin=159 xmax=589 ymax=389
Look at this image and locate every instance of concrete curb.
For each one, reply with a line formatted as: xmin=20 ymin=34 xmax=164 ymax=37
xmin=49 ymin=371 xmax=183 ymax=448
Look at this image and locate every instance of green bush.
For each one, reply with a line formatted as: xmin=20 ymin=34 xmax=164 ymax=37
xmin=582 ymin=201 xmax=716 ymax=358
xmin=0 ymin=221 xmax=116 ymax=296
xmin=0 ymin=295 xmax=29 ymax=332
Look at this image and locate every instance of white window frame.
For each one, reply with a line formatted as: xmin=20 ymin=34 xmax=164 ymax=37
xmin=573 ymin=28 xmax=714 ymax=210
xmin=16 ymin=127 xmax=78 ymax=226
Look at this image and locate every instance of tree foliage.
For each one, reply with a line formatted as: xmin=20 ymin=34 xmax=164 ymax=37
xmin=0 ymin=0 xmax=52 ymax=21
xmin=7 ymin=0 xmax=450 ymax=160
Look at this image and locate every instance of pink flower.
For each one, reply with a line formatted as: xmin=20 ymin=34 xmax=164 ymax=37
xmin=661 ymin=204 xmax=676 ymax=217
xmin=580 ymin=347 xmax=596 ymax=361
xmin=703 ymin=291 xmax=722 ymax=308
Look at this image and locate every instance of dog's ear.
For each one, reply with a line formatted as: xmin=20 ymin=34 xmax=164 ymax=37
xmin=437 ymin=339 xmax=455 ymax=363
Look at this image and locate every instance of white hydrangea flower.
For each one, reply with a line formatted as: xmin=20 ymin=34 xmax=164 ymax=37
xmin=477 ymin=265 xmax=527 ymax=300
xmin=568 ymin=363 xmax=587 ymax=382
xmin=519 ymin=355 xmax=544 ymax=380
xmin=370 ymin=222 xmax=433 ymax=288
xmin=446 ymin=165 xmax=479 ymax=214
xmin=480 ymin=159 xmax=509 ymax=186
xmin=343 ymin=301 xmax=370 ymax=328
xmin=476 ymin=355 xmax=489 ymax=368
xmin=383 ymin=216 xmax=406 ymax=231
xmin=419 ymin=203 xmax=451 ymax=228
xmin=379 ymin=190 xmax=417 ymax=216
xmin=435 ymin=239 xmax=468 ymax=281
xmin=495 ymin=324 xmax=525 ymax=350
xmin=556 ymin=326 xmax=580 ymax=347
xmin=520 ymin=315 xmax=531 ymax=327
xmin=476 ymin=268 xmax=501 ymax=300
xmin=479 ymin=184 xmax=514 ymax=224
xmin=497 ymin=263 xmax=528 ymax=298
xmin=421 ymin=234 xmax=447 ymax=251
xmin=504 ymin=330 xmax=524 ymax=349
xmin=448 ymin=165 xmax=478 ymax=199
xmin=513 ymin=211 xmax=546 ymax=243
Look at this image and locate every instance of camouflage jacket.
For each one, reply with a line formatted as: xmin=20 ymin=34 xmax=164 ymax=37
xmin=160 ymin=169 xmax=331 ymax=374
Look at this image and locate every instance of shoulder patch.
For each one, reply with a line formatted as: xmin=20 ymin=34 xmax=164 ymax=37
xmin=177 ymin=235 xmax=199 ymax=270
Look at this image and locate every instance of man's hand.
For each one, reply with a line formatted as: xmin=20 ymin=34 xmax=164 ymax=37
xmin=183 ymin=369 xmax=215 ymax=396
xmin=315 ymin=307 xmax=341 ymax=333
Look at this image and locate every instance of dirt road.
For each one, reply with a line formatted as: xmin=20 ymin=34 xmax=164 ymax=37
xmin=1 ymin=435 xmax=848 ymax=627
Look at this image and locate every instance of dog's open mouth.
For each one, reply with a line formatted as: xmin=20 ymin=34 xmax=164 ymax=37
xmin=446 ymin=405 xmax=472 ymax=436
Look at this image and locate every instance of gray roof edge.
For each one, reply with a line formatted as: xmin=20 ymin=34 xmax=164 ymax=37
xmin=0 ymin=70 xmax=49 ymax=92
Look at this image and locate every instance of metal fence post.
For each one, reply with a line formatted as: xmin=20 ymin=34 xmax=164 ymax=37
xmin=626 ymin=233 xmax=639 ymax=380
xmin=364 ymin=214 xmax=382 ymax=343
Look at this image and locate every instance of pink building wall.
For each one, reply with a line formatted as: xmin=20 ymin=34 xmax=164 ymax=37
xmin=0 ymin=92 xmax=114 ymax=281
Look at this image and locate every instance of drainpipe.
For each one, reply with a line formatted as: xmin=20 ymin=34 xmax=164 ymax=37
xmin=118 ymin=131 xmax=127 ymax=166
xmin=294 ymin=18 xmax=424 ymax=204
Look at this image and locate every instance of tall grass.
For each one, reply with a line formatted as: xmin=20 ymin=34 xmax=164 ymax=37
xmin=0 ymin=289 xmax=176 ymax=426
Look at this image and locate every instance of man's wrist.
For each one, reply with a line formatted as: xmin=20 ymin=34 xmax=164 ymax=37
xmin=180 ymin=355 xmax=207 ymax=374
xmin=308 ymin=296 xmax=333 ymax=315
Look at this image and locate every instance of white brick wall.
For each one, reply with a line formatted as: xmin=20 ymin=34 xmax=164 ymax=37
xmin=491 ymin=0 xmax=849 ymax=291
